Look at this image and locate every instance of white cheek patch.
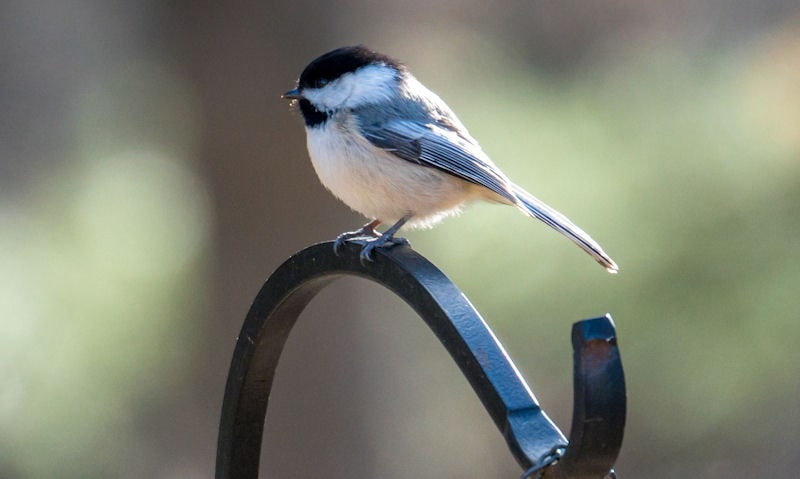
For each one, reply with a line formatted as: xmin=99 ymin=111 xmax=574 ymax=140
xmin=302 ymin=84 xmax=347 ymax=111
xmin=343 ymin=64 xmax=398 ymax=106
xmin=303 ymin=64 xmax=399 ymax=111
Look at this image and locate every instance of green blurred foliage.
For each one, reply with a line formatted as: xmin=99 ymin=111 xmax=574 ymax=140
xmin=0 ymin=60 xmax=211 ymax=478
xmin=414 ymin=35 xmax=800 ymax=474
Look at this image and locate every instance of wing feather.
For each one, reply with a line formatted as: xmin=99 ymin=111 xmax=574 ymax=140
xmin=358 ymin=114 xmax=619 ymax=272
xmin=360 ymin=119 xmax=517 ymax=204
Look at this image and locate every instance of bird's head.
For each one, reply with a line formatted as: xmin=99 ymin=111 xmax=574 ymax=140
xmin=283 ymin=45 xmax=405 ymax=126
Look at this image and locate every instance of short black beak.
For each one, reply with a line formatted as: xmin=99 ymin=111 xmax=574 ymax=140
xmin=282 ymin=88 xmax=302 ymax=100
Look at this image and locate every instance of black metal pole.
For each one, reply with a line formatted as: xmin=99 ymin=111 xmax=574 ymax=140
xmin=215 ymin=241 xmax=625 ymax=478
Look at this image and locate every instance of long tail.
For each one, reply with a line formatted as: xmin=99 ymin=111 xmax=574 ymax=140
xmin=510 ymin=184 xmax=618 ymax=273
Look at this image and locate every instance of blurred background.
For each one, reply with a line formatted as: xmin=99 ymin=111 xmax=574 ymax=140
xmin=2 ymin=0 xmax=799 ymax=478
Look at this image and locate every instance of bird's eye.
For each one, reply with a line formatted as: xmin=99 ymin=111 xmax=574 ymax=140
xmin=314 ymin=78 xmax=329 ymax=88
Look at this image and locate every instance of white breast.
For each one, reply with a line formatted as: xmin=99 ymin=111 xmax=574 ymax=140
xmin=305 ymin=118 xmax=476 ymax=228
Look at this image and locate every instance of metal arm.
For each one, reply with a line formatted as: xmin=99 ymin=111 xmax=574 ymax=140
xmin=215 ymin=241 xmax=626 ymax=478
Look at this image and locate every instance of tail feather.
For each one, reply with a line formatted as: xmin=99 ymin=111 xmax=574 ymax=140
xmin=511 ymin=184 xmax=618 ymax=273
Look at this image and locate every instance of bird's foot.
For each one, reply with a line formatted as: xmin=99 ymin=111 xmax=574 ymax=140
xmin=333 ymin=220 xmax=381 ymax=254
xmin=334 ymin=216 xmax=412 ymax=264
xmin=359 ymin=234 xmax=409 ymax=264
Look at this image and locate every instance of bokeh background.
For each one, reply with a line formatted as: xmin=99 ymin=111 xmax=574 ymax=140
xmin=2 ymin=1 xmax=799 ymax=478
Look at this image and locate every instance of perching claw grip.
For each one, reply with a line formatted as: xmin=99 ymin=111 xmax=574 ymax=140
xmin=215 ymin=241 xmax=626 ymax=478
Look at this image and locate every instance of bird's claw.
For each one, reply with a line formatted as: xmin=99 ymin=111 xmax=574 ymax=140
xmin=333 ymin=227 xmax=380 ymax=254
xmin=335 ymin=216 xmax=411 ymax=264
xmin=359 ymin=236 xmax=409 ymax=264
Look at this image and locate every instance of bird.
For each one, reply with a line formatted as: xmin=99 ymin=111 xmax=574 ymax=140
xmin=283 ymin=45 xmax=618 ymax=273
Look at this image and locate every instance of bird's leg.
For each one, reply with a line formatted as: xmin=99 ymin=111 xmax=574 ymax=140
xmin=359 ymin=215 xmax=411 ymax=264
xmin=333 ymin=219 xmax=382 ymax=254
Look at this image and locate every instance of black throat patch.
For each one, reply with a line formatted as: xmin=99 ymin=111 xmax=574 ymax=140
xmin=298 ymin=99 xmax=328 ymax=127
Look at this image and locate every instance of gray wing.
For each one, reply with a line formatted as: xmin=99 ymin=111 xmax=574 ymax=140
xmin=360 ymin=115 xmax=619 ymax=272
xmin=359 ymin=118 xmax=518 ymax=204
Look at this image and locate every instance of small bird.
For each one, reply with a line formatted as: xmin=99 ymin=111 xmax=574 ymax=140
xmin=283 ymin=45 xmax=618 ymax=273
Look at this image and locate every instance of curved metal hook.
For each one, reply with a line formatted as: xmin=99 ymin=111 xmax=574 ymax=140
xmin=215 ymin=241 xmax=625 ymax=478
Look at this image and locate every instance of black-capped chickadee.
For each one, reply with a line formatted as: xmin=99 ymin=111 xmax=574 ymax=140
xmin=283 ymin=45 xmax=618 ymax=273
